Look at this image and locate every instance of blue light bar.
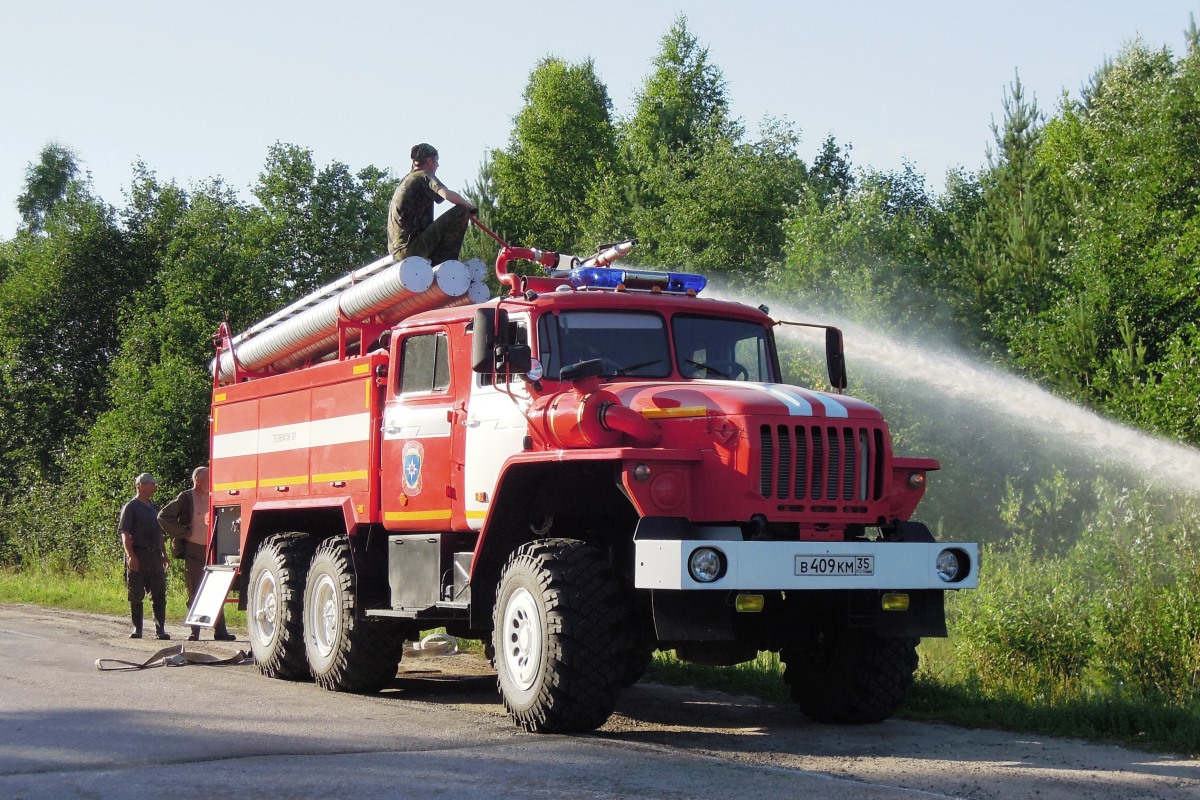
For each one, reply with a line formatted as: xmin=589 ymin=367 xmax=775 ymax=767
xmin=568 ymin=266 xmax=707 ymax=294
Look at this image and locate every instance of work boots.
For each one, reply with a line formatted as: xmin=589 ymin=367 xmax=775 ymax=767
xmin=129 ymin=603 xmax=143 ymax=639
xmin=152 ymin=599 xmax=170 ymax=640
xmin=214 ymin=616 xmax=235 ymax=641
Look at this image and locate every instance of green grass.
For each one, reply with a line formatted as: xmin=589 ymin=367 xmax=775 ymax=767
xmin=0 ymin=562 xmax=245 ymax=629
xmin=903 ymin=678 xmax=1200 ymax=755
xmin=0 ymin=561 xmax=130 ymax=615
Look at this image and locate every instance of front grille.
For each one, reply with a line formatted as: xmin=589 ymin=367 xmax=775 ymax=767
xmin=759 ymin=424 xmax=883 ymax=503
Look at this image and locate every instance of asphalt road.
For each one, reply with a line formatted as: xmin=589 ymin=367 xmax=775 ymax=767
xmin=1 ymin=604 xmax=1197 ymax=799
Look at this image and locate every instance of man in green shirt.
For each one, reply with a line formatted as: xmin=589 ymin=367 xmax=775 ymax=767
xmin=387 ymin=143 xmax=478 ymax=264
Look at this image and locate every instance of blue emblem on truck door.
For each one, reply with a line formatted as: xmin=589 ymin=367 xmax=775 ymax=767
xmin=402 ymin=440 xmax=424 ymax=496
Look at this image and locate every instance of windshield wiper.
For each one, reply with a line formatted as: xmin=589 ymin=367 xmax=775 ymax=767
xmin=613 ymin=358 xmax=662 ymax=376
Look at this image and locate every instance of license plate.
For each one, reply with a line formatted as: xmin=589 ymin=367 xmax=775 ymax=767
xmin=794 ymin=554 xmax=875 ymax=577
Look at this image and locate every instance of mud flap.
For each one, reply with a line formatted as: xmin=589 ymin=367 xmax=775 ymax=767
xmin=870 ymin=590 xmax=947 ymax=638
xmin=651 ymin=589 xmax=733 ymax=641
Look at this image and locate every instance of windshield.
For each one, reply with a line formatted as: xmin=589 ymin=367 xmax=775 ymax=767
xmin=538 ymin=311 xmax=671 ymax=379
xmin=536 ymin=310 xmax=775 ymax=382
xmin=672 ymin=315 xmax=773 ymax=382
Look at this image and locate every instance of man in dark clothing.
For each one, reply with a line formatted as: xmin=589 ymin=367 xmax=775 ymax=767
xmin=118 ymin=472 xmax=170 ymax=640
xmin=158 ymin=466 xmax=235 ymax=642
xmin=387 ymin=142 xmax=478 ymax=264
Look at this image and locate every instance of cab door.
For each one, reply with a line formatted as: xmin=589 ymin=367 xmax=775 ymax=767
xmin=463 ymin=315 xmax=531 ymax=530
xmin=380 ymin=328 xmax=457 ymax=530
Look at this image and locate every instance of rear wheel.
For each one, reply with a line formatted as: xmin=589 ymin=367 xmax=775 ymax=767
xmin=782 ymin=627 xmax=918 ymax=724
xmin=247 ymin=533 xmax=313 ymax=680
xmin=303 ymin=537 xmax=403 ymax=693
xmin=493 ymin=538 xmax=628 ymax=733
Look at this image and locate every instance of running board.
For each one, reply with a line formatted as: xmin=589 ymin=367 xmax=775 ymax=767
xmin=366 ymin=602 xmax=469 ymax=621
xmin=185 ymin=565 xmax=238 ymax=629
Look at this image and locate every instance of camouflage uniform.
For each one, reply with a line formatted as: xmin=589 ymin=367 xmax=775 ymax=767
xmin=387 ymin=169 xmax=472 ymax=264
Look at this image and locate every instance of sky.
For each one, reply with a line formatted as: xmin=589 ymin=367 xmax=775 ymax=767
xmin=1 ymin=1 xmax=1196 ymax=239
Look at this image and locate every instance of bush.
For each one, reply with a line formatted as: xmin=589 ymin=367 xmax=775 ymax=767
xmin=950 ymin=477 xmax=1200 ymax=712
xmin=952 ymin=534 xmax=1095 ymax=700
xmin=1079 ymin=486 xmax=1200 ymax=706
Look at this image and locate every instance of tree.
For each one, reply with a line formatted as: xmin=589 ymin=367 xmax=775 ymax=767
xmin=775 ymin=162 xmax=944 ymax=328
xmin=621 ymin=15 xmax=738 ymax=227
xmin=619 ymin=17 xmax=806 ymax=274
xmin=490 ymin=57 xmax=619 ymax=253
xmin=253 ymin=143 xmax=391 ymax=299
xmin=808 ymin=135 xmax=856 ymax=208
xmin=0 ymin=144 xmax=400 ymax=566
xmin=0 ymin=180 xmax=146 ymax=499
xmin=16 ymin=142 xmax=80 ymax=234
xmin=639 ymin=117 xmax=807 ymax=277
xmin=1037 ymin=37 xmax=1200 ymax=437
xmin=461 ymin=153 xmax=501 ymax=269
xmin=624 ymin=15 xmax=735 ymax=165
xmin=957 ymin=74 xmax=1066 ymax=360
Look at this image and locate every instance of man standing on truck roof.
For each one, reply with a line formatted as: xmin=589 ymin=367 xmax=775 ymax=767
xmin=387 ymin=142 xmax=478 ymax=264
xmin=118 ymin=473 xmax=170 ymax=640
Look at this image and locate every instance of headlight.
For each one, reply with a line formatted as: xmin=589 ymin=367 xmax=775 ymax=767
xmin=688 ymin=547 xmax=725 ymax=583
xmin=936 ymin=548 xmax=969 ymax=583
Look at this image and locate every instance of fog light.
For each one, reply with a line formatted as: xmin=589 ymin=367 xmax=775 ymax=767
xmin=688 ymin=547 xmax=725 ymax=583
xmin=936 ymin=548 xmax=967 ymax=582
xmin=632 ymin=463 xmax=651 ymax=482
xmin=881 ymin=592 xmax=910 ymax=611
xmin=734 ymin=594 xmax=764 ymax=613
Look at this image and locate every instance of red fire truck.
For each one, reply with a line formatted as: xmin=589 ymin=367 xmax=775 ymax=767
xmin=204 ymin=238 xmax=978 ymax=733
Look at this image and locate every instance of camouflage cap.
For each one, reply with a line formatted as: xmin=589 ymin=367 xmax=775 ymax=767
xmin=410 ymin=142 xmax=438 ymax=162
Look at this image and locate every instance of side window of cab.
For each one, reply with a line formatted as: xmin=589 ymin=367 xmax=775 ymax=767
xmin=399 ymin=332 xmax=450 ymax=395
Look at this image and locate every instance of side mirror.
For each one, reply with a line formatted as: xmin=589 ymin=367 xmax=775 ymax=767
xmin=826 ymin=328 xmax=847 ymax=392
xmin=472 ymin=308 xmax=510 ymax=373
xmin=505 ymin=344 xmax=532 ymax=374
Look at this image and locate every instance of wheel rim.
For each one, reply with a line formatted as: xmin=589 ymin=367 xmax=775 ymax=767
xmin=310 ymin=572 xmax=338 ymax=659
xmin=502 ymin=587 xmax=542 ymax=691
xmin=251 ymin=570 xmax=279 ymax=646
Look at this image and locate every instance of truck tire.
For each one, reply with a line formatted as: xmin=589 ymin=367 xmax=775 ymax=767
xmin=616 ymin=644 xmax=654 ymax=688
xmin=782 ymin=628 xmax=919 ymax=724
xmin=493 ymin=538 xmax=627 ymax=733
xmin=303 ymin=537 xmax=403 ymax=693
xmin=247 ymin=533 xmax=313 ymax=680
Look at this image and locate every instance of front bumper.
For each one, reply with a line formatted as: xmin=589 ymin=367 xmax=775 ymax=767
xmin=634 ymin=538 xmax=979 ymax=591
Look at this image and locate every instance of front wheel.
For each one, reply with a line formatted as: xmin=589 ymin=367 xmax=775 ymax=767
xmin=303 ymin=537 xmax=403 ymax=693
xmin=782 ymin=628 xmax=919 ymax=724
xmin=493 ymin=538 xmax=628 ymax=733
